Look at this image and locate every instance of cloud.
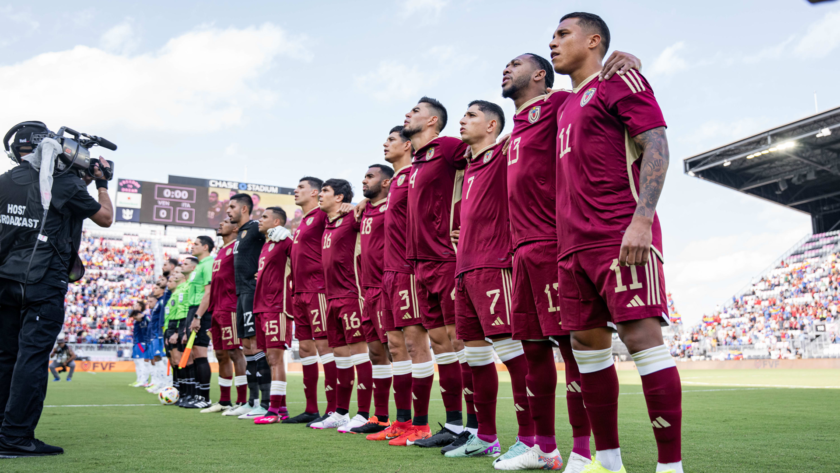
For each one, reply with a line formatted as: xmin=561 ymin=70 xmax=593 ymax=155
xmin=0 ymin=6 xmax=40 ymax=47
xmin=0 ymin=23 xmax=311 ymax=134
xmin=744 ymin=35 xmax=795 ymax=64
xmin=100 ymin=20 xmax=139 ymax=54
xmin=0 ymin=5 xmax=39 ymax=30
xmin=795 ymin=10 xmax=840 ymax=58
xmin=225 ymin=144 xmax=239 ymax=156
xmin=354 ymin=46 xmax=475 ymax=102
xmin=398 ymin=0 xmax=448 ymax=20
xmin=649 ymin=42 xmax=689 ymax=77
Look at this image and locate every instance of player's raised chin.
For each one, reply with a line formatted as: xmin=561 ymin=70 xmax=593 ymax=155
xmin=549 ymin=17 xmax=603 ymax=75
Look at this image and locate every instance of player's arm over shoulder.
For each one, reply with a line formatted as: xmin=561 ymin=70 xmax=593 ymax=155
xmin=604 ymin=70 xmax=667 ymax=138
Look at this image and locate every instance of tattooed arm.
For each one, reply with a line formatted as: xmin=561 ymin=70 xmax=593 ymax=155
xmin=619 ymin=126 xmax=669 ymax=267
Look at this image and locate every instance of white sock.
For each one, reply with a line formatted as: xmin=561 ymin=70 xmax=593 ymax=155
xmin=445 ymin=423 xmax=464 ymax=434
xmin=270 ymin=380 xmax=287 ymax=396
xmin=657 ymin=462 xmax=683 ymax=473
xmin=411 ymin=361 xmax=435 ymax=379
xmin=466 ymin=427 xmax=478 ymax=435
xmin=596 ymin=448 xmax=622 ymax=471
xmin=392 ymin=360 xmax=411 ymax=376
xmin=134 ymin=360 xmax=142 ymax=382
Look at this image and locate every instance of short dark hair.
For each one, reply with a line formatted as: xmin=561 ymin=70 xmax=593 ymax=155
xmin=389 ymin=126 xmax=409 ymax=142
xmin=230 ymin=193 xmax=253 ymax=214
xmin=419 ymin=96 xmax=448 ymax=133
xmin=300 ymin=176 xmax=323 ymax=191
xmin=265 ymin=206 xmax=287 ymax=225
xmin=468 ymin=100 xmax=506 ymax=136
xmin=322 ymin=178 xmax=354 ymax=204
xmin=524 ymin=53 xmax=555 ymax=90
xmin=560 ymin=12 xmax=610 ymax=56
xmin=167 ymin=257 xmax=179 ymax=267
xmin=184 ymin=256 xmax=199 ymax=264
xmin=195 ymin=235 xmax=215 ymax=253
xmin=368 ymin=164 xmax=395 ymax=179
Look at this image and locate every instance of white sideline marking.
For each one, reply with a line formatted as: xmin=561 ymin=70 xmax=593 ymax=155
xmin=681 ymin=381 xmax=839 ymax=389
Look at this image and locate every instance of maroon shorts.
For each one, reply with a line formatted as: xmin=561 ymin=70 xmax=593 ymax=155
xmin=557 ymin=246 xmax=669 ymax=332
xmin=456 ymin=268 xmax=514 ymax=341
xmin=326 ymin=297 xmax=366 ymax=348
xmin=414 ymin=260 xmax=456 ymax=330
xmin=383 ymin=271 xmax=422 ymax=328
xmin=210 ymin=310 xmax=241 ymax=350
xmin=293 ymin=292 xmax=328 ymax=341
xmin=255 ymin=312 xmax=293 ymax=350
xmin=511 ymin=241 xmax=567 ymax=340
xmin=363 ymin=287 xmax=390 ymax=344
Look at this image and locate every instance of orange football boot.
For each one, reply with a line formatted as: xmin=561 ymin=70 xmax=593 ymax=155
xmin=368 ymin=419 xmax=410 ymax=441
xmin=388 ymin=424 xmax=431 ymax=446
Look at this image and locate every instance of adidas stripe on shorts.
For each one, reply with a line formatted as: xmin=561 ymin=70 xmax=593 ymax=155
xmin=455 ymin=268 xmax=514 ymax=341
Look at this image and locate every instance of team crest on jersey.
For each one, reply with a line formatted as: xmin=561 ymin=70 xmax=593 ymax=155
xmin=528 ymin=106 xmax=541 ymax=123
xmin=336 ymin=218 xmax=343 ymax=227
xmin=306 ymin=216 xmax=314 ymax=225
xmin=269 ymin=243 xmax=275 ymax=251
xmin=397 ymin=175 xmax=405 ymax=186
xmin=426 ymin=148 xmax=435 ymax=160
xmin=379 ymin=205 xmax=386 ymax=213
xmin=226 ymin=248 xmax=232 ymax=255
xmin=241 ymin=230 xmax=248 ymax=238
xmin=483 ymin=150 xmax=493 ymax=163
xmin=580 ymin=88 xmax=596 ymax=107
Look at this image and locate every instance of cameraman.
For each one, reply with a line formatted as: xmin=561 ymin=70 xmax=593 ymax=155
xmin=0 ymin=124 xmax=113 ymax=457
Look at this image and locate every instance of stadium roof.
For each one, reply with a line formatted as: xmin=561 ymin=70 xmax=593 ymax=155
xmin=683 ymin=105 xmax=840 ymax=233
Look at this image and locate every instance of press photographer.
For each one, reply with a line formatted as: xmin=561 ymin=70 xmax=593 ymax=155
xmin=0 ymin=121 xmax=115 ymax=457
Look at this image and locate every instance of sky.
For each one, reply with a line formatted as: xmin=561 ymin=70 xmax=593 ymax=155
xmin=1 ymin=0 xmax=838 ymax=324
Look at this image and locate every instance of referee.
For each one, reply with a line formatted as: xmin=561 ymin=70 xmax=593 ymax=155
xmin=0 ymin=135 xmax=113 ymax=457
xmin=183 ymin=235 xmax=215 ymax=408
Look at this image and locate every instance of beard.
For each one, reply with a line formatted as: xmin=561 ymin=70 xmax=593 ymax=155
xmin=501 ymin=74 xmax=530 ymax=99
xmin=402 ymin=123 xmax=423 ymax=139
xmin=363 ymin=184 xmax=381 ymax=200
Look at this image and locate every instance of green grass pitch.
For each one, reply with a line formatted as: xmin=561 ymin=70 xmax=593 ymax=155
xmin=3 ymin=369 xmax=838 ymax=472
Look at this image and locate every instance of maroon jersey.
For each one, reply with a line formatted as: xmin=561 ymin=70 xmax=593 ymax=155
xmin=406 ymin=136 xmax=470 ymax=262
xmin=321 ymin=214 xmax=361 ymax=300
xmin=384 ymin=165 xmax=413 ymax=274
xmin=291 ymin=207 xmax=327 ymax=294
xmin=507 ymin=90 xmax=571 ymax=248
xmin=209 ymin=240 xmax=237 ymax=313
xmin=254 ymin=238 xmax=293 ymax=314
xmin=360 ymin=198 xmax=387 ymax=288
xmin=457 ymin=142 xmax=512 ymax=276
xmin=555 ymin=70 xmax=667 ymax=260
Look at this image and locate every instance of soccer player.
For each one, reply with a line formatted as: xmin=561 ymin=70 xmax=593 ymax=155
xmin=164 ymin=271 xmax=188 ymax=403
xmin=443 ymin=100 xmax=537 ymax=461
xmin=130 ymin=301 xmax=149 ymax=387
xmin=252 ymin=207 xmax=294 ymax=424
xmin=309 ymin=179 xmax=373 ymax=430
xmin=364 ymin=126 xmax=433 ymax=445
xmin=143 ymin=290 xmax=165 ymax=392
xmin=495 ymin=48 xmax=641 ymax=472
xmin=183 ymin=236 xmax=215 ymax=409
xmin=177 ymin=257 xmax=199 ymax=405
xmin=402 ymin=97 xmax=473 ymax=448
xmin=550 ymin=13 xmax=679 ymax=473
xmin=347 ymin=164 xmax=396 ymax=435
xmin=281 ymin=177 xmax=334 ymax=425
xmin=227 ymin=193 xmax=271 ymax=419
xmin=147 ymin=274 xmax=173 ymax=394
xmin=208 ymin=218 xmax=250 ymax=415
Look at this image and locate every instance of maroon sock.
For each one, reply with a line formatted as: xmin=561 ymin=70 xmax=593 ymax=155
xmin=302 ymin=362 xmax=320 ymax=414
xmin=355 ymin=361 xmax=373 ymax=414
xmin=641 ymin=367 xmax=682 ymax=464
xmin=412 ymin=375 xmax=433 ymax=420
xmin=373 ymin=373 xmax=392 ymax=419
xmin=393 ymin=372 xmax=412 ymax=414
xmin=336 ymin=365 xmax=354 ymax=412
xmin=437 ymin=361 xmax=462 ymax=413
xmin=324 ymin=361 xmax=337 ymax=413
xmin=460 ymin=362 xmax=475 ymax=417
xmin=269 ymin=394 xmax=282 ymax=413
xmin=557 ymin=336 xmax=591 ymax=457
xmin=579 ymin=364 xmax=620 ymax=451
xmin=471 ymin=362 xmax=499 ymax=440
xmin=219 ymin=377 xmax=231 ymax=404
xmin=503 ymin=353 xmax=535 ymax=440
xmin=235 ymin=381 xmax=248 ymax=405
xmin=522 ymin=341 xmax=557 ymax=453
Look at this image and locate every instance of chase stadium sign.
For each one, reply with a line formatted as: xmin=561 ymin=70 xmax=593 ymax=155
xmin=208 ymin=179 xmax=281 ymax=194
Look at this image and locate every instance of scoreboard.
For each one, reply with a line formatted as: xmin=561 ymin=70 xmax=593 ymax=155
xmin=117 ymin=179 xmax=210 ymax=228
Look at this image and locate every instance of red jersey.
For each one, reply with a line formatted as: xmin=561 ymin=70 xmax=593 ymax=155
xmin=384 ymin=165 xmax=413 ymax=274
xmin=406 ymin=136 xmax=470 ymax=262
xmin=291 ymin=207 xmax=327 ymax=294
xmin=254 ymin=238 xmax=293 ymax=314
xmin=507 ymin=90 xmax=571 ymax=248
xmin=360 ymin=198 xmax=387 ymax=288
xmin=555 ymin=70 xmax=667 ymax=260
xmin=209 ymin=240 xmax=237 ymax=313
xmin=457 ymin=142 xmax=512 ymax=276
xmin=321 ymin=214 xmax=361 ymax=300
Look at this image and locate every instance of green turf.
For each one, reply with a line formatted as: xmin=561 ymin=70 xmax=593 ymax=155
xmin=3 ymin=369 xmax=838 ymax=472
